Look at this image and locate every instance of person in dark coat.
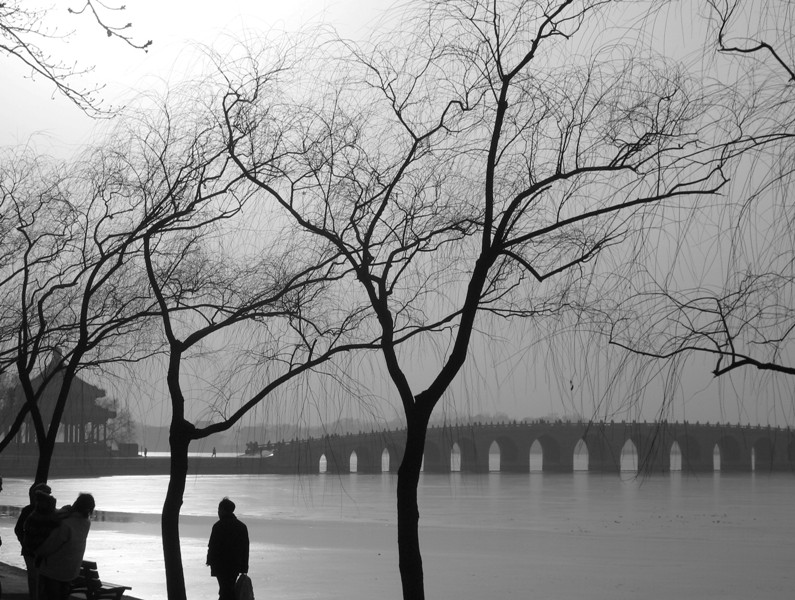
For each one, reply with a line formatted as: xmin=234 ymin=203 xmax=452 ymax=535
xmin=14 ymin=483 xmax=52 ymax=543
xmin=23 ymin=490 xmax=59 ymax=599
xmin=23 ymin=491 xmax=59 ymax=554
xmin=15 ymin=482 xmax=54 ymax=599
xmin=206 ymin=497 xmax=249 ymax=600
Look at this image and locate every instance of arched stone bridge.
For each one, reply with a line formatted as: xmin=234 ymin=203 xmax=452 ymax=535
xmin=262 ymin=421 xmax=795 ymax=474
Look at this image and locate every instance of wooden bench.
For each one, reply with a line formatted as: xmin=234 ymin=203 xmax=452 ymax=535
xmin=70 ymin=560 xmax=132 ymax=600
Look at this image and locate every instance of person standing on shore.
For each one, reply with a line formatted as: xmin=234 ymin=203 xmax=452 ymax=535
xmin=16 ymin=485 xmax=57 ymax=599
xmin=206 ymin=497 xmax=249 ymax=600
xmin=36 ymin=493 xmax=95 ymax=600
xmin=14 ymin=483 xmax=52 ymax=544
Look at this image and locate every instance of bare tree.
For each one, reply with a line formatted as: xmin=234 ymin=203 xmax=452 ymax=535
xmin=101 ymin=83 xmax=380 ymax=600
xmin=0 ymin=144 xmax=161 ymax=482
xmin=0 ymin=0 xmax=151 ymax=115
xmin=222 ymin=2 xmax=732 ymax=597
xmin=606 ymin=1 xmax=795 ymax=389
xmin=0 ymin=148 xmax=75 ymax=461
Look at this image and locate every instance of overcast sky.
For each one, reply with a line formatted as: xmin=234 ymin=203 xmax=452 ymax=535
xmin=0 ymin=0 xmax=393 ymax=151
xmin=2 ymin=1 xmax=792 ymax=430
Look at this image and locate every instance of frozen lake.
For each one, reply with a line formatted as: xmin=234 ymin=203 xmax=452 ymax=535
xmin=1 ymin=471 xmax=793 ymax=599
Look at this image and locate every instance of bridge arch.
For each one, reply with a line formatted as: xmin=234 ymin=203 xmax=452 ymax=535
xmin=451 ymin=443 xmax=461 ymax=472
xmin=529 ymin=440 xmax=543 ymax=471
xmin=489 ymin=441 xmax=500 ymax=472
xmin=528 ymin=435 xmax=567 ymax=472
xmin=381 ymin=448 xmax=391 ymax=472
xmin=620 ymin=439 xmax=638 ymax=472
xmin=349 ymin=450 xmax=358 ymax=473
xmin=669 ymin=441 xmax=682 ymax=471
xmin=573 ymin=439 xmax=588 ymax=471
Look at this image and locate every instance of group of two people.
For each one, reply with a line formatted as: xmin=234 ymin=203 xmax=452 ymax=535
xmin=13 ymin=482 xmax=96 ymax=600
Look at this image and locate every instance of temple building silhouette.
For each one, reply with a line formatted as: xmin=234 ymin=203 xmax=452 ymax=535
xmin=2 ymin=352 xmax=117 ymax=456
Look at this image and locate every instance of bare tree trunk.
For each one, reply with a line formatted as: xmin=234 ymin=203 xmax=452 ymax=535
xmin=162 ymin=419 xmax=193 ymax=600
xmin=397 ymin=409 xmax=430 ymax=600
xmin=36 ymin=374 xmax=76 ymax=483
xmin=34 ymin=436 xmax=55 ymax=483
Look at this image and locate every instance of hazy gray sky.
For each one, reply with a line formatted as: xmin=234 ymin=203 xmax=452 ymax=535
xmin=0 ymin=0 xmax=393 ymax=150
xmin=2 ymin=1 xmax=792 ymax=430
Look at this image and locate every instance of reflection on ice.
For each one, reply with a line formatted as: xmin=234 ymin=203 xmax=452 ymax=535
xmin=1 ymin=472 xmax=793 ymax=600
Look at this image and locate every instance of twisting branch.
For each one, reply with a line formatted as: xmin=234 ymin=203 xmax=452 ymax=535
xmin=710 ymin=0 xmax=795 ymax=81
xmin=0 ymin=0 xmax=151 ymax=115
xmin=68 ymin=1 xmax=152 ymax=51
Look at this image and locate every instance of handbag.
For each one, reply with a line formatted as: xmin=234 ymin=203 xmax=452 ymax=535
xmin=235 ymin=573 xmax=255 ymax=600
